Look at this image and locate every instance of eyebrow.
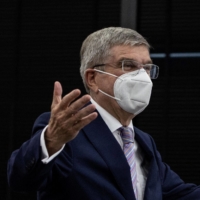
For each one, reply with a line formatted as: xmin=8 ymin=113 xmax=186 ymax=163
xmin=118 ymin=57 xmax=153 ymax=64
xmin=145 ymin=60 xmax=153 ymax=64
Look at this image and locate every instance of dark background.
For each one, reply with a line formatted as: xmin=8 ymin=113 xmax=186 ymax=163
xmin=1 ymin=0 xmax=200 ymax=199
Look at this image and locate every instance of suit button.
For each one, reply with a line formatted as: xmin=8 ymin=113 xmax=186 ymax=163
xmin=31 ymin=158 xmax=35 ymax=164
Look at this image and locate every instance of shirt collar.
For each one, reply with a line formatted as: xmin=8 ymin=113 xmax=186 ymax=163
xmin=90 ymin=98 xmax=133 ymax=133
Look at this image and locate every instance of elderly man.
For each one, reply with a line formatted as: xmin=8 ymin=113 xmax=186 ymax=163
xmin=8 ymin=27 xmax=200 ymax=200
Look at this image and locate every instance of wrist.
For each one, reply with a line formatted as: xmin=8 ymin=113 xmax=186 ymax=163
xmin=44 ymin=129 xmax=63 ymax=156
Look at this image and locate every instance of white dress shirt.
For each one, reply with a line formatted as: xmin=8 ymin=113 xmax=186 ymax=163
xmin=90 ymin=99 xmax=148 ymax=200
xmin=40 ymin=98 xmax=148 ymax=200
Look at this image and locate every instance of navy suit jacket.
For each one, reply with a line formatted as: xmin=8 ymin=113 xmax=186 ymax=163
xmin=8 ymin=111 xmax=200 ymax=200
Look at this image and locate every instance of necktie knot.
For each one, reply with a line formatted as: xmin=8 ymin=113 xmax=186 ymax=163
xmin=119 ymin=126 xmax=134 ymax=144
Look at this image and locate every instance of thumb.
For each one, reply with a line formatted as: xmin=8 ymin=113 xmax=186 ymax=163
xmin=51 ymin=81 xmax=62 ymax=108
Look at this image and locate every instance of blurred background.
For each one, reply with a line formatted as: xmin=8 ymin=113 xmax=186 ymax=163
xmin=1 ymin=0 xmax=200 ymax=199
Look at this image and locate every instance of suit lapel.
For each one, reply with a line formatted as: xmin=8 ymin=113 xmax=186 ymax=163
xmin=83 ymin=113 xmax=135 ymax=200
xmin=134 ymin=128 xmax=162 ymax=200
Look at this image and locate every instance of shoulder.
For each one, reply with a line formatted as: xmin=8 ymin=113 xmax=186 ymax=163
xmin=32 ymin=112 xmax=51 ymax=134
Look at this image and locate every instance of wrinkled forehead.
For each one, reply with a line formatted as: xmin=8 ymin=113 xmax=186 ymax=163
xmin=105 ymin=44 xmax=151 ymax=64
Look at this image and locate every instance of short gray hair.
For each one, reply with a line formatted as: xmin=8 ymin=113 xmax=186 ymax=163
xmin=80 ymin=27 xmax=150 ymax=93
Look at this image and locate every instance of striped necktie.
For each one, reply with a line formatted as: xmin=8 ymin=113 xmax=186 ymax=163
xmin=119 ymin=126 xmax=138 ymax=199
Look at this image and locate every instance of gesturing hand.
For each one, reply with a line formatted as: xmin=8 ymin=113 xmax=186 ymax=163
xmin=45 ymin=81 xmax=98 ymax=156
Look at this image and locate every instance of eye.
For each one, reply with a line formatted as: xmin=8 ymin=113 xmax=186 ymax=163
xmin=123 ymin=60 xmax=138 ymax=71
xmin=143 ymin=65 xmax=152 ymax=72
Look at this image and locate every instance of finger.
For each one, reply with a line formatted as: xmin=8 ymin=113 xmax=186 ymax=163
xmin=63 ymin=94 xmax=91 ymax=116
xmin=73 ymin=111 xmax=98 ymax=131
xmin=71 ymin=104 xmax=96 ymax=123
xmin=58 ymin=89 xmax=82 ymax=111
xmin=51 ymin=81 xmax=63 ymax=108
xmin=59 ymin=111 xmax=97 ymax=143
xmin=59 ymin=91 xmax=89 ymax=114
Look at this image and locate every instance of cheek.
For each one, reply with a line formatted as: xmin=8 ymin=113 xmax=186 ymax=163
xmin=97 ymin=75 xmax=116 ymax=94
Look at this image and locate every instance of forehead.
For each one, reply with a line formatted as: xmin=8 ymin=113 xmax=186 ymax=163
xmin=107 ymin=45 xmax=152 ymax=64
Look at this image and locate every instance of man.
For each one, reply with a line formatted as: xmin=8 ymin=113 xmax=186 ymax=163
xmin=8 ymin=27 xmax=200 ymax=200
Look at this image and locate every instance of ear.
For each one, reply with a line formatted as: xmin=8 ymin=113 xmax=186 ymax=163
xmin=84 ymin=69 xmax=99 ymax=93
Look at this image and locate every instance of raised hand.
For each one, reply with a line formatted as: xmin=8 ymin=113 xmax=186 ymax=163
xmin=45 ymin=81 xmax=98 ymax=156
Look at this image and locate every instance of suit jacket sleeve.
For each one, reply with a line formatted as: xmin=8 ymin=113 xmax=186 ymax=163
xmin=7 ymin=112 xmax=73 ymax=192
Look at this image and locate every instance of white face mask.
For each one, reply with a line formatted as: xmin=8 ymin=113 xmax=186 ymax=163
xmin=94 ymin=68 xmax=153 ymax=115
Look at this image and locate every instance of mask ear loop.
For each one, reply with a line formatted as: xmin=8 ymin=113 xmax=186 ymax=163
xmin=93 ymin=69 xmax=121 ymax=101
xmin=98 ymin=89 xmax=121 ymax=101
xmin=94 ymin=69 xmax=118 ymax=77
xmin=94 ymin=69 xmax=124 ymax=81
